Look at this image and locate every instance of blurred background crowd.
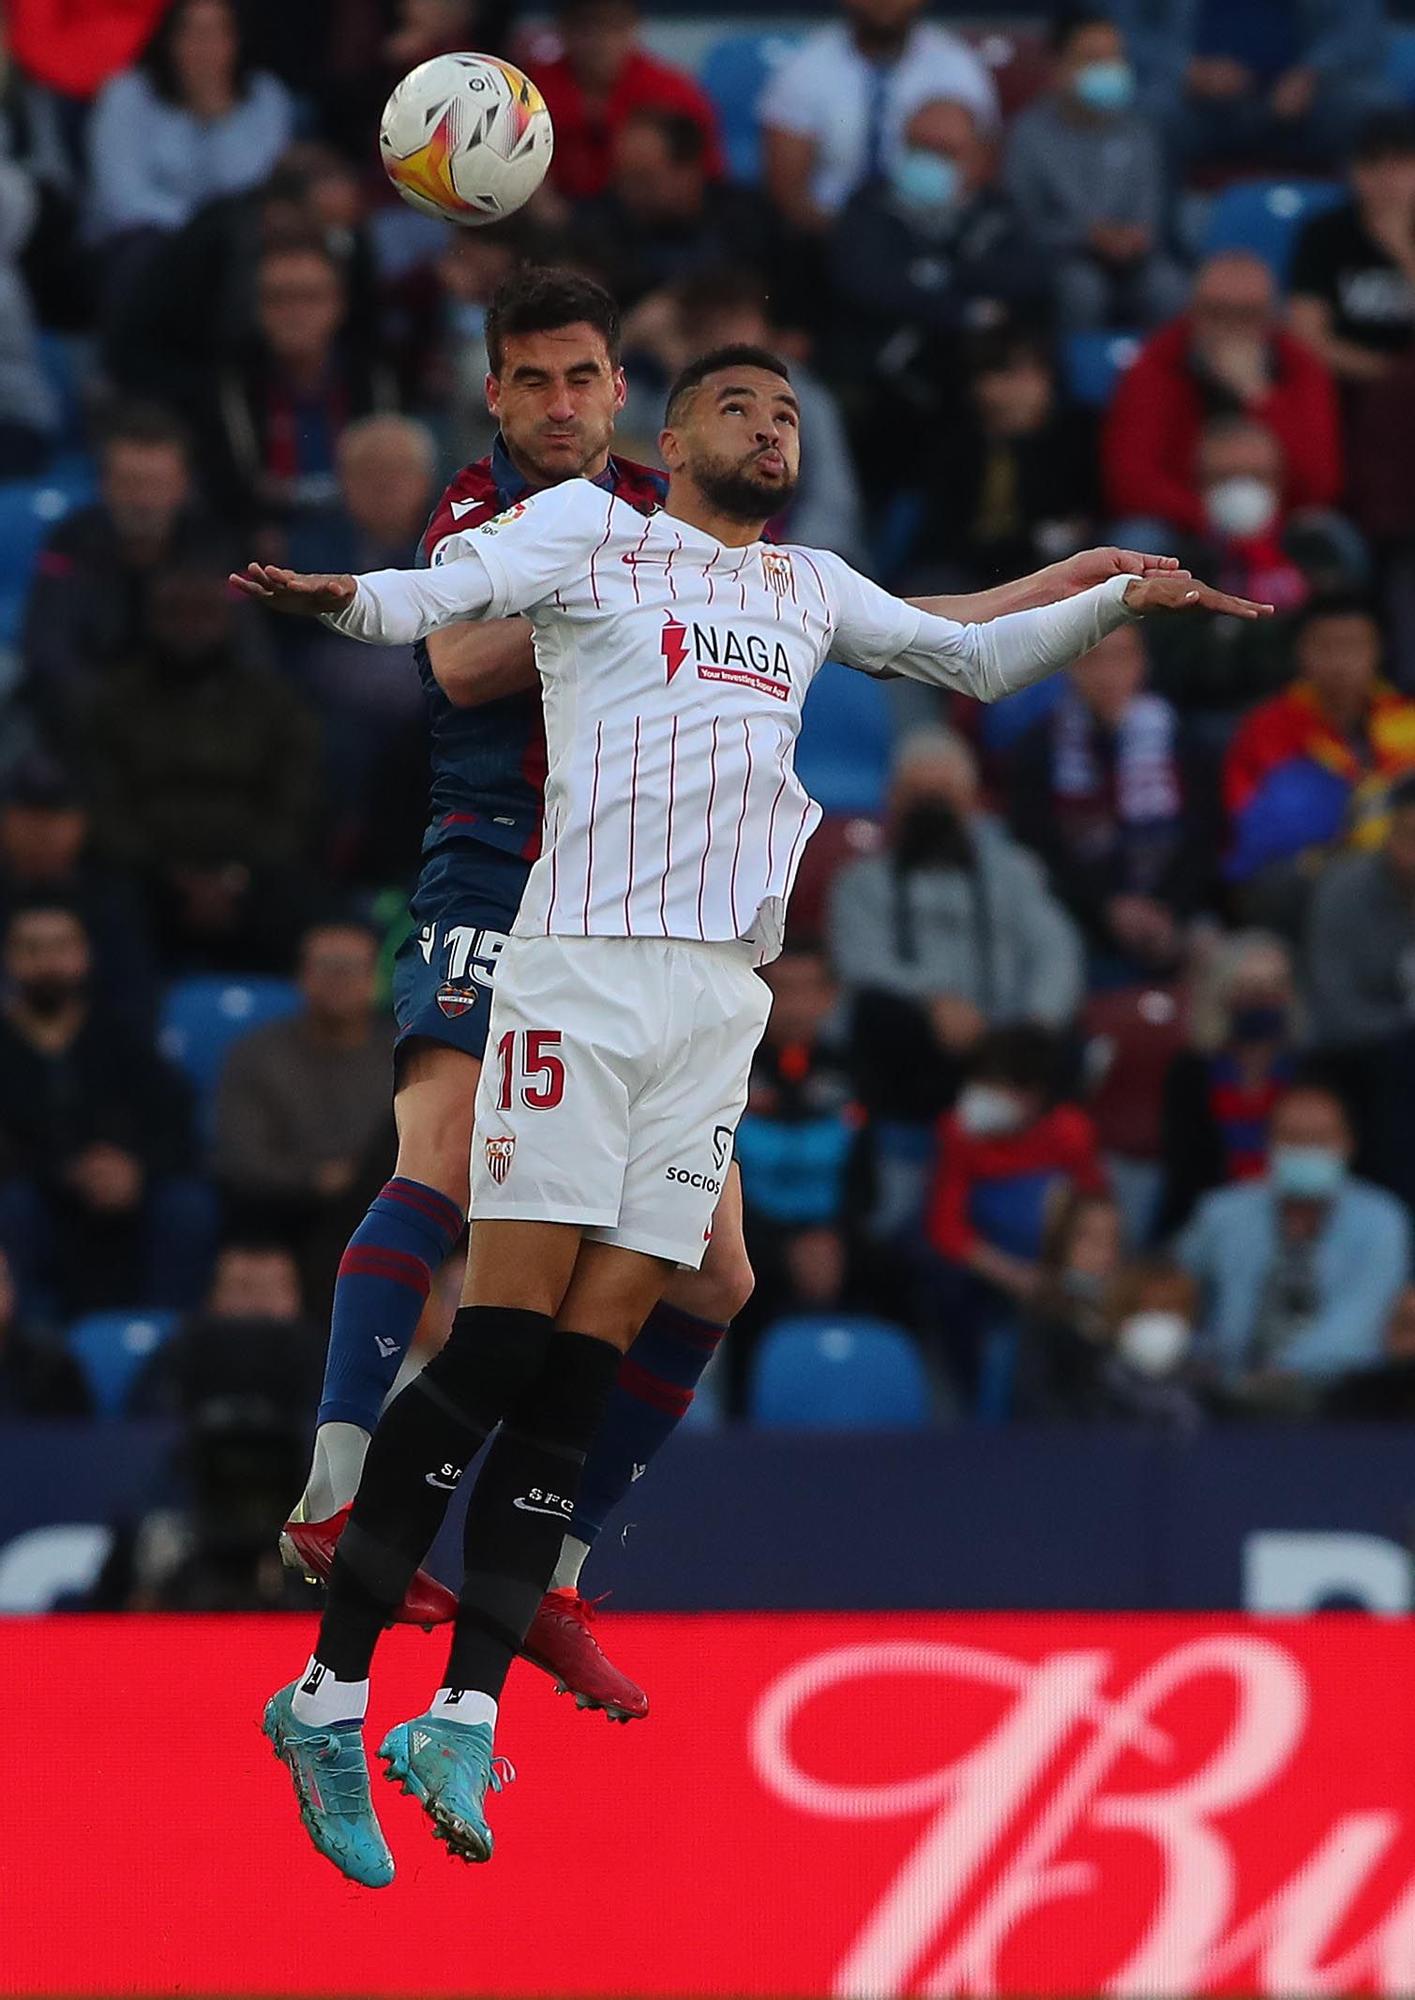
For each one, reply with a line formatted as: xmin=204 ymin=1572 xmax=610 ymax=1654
xmin=8 ymin=0 xmax=1415 ymax=1525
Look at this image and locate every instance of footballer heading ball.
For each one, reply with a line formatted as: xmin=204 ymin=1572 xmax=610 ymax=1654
xmin=380 ymin=52 xmax=554 ymax=225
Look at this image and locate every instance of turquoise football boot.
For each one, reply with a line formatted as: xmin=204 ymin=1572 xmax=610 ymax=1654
xmin=262 ymin=1681 xmax=394 ymax=1888
xmin=379 ymin=1714 xmax=514 ymax=1863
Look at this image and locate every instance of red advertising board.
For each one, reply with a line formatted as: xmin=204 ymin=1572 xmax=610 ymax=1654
xmin=5 ymin=1612 xmax=1415 ymax=1996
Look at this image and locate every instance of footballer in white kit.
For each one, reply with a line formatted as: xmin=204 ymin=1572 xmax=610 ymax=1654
xmin=236 ymin=342 xmax=1268 ymax=1885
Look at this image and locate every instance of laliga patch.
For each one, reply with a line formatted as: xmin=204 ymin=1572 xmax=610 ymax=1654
xmin=485 ymin=1135 xmax=516 ymax=1184
xmin=478 ymin=500 xmax=528 ymax=535
xmin=436 ymin=982 xmax=480 ymax=1018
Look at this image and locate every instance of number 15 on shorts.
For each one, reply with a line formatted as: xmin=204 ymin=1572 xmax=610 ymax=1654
xmin=495 ymin=1029 xmax=566 ymax=1110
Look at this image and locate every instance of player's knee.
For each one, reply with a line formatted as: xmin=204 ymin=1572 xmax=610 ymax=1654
xmin=673 ymin=1245 xmax=755 ymax=1326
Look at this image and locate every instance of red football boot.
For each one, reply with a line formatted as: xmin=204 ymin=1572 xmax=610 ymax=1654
xmin=521 ymin=1588 xmax=650 ymax=1722
xmin=280 ymin=1503 xmax=458 ymax=1630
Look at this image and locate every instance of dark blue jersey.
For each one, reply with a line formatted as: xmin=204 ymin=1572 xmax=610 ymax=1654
xmin=415 ymin=436 xmax=667 ymax=861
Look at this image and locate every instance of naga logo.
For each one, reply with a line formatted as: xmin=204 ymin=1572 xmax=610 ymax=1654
xmin=662 ymin=611 xmax=690 ymax=683
xmin=660 ymin=612 xmax=793 ymax=699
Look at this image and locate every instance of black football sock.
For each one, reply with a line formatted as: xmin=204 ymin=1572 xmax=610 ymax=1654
xmin=445 ymin=1330 xmax=622 ymax=1700
xmin=315 ymin=1305 xmax=554 ymax=1680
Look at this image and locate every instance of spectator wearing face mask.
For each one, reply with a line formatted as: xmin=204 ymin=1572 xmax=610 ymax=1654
xmin=1018 ymin=1215 xmax=1204 ymax=1429
xmin=1159 ymin=930 xmax=1301 ymax=1231
xmin=1141 ymin=416 xmax=1369 ymax=720
xmin=829 ymin=729 xmax=1086 ymax=1121
xmin=1179 ymin=1082 xmax=1409 ymax=1413
xmin=1224 ymin=597 xmax=1415 ymax=922
xmin=922 ymin=1029 xmax=1107 ymax=1388
xmin=828 ymin=97 xmax=1045 ymax=402
xmin=1005 ymin=12 xmax=1185 ymax=332
xmin=760 ymin=0 xmax=996 ymax=237
xmin=1103 ymin=252 xmax=1342 ymax=540
xmin=1108 ymin=0 xmax=1397 ymax=170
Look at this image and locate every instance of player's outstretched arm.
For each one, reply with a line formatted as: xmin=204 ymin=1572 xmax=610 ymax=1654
xmin=827 ymin=549 xmax=1272 ymax=703
xmin=939 ymin=570 xmax=1273 ymax=701
xmin=908 ymin=546 xmax=1181 ymax=623
xmin=230 ymin=553 xmax=498 ymax=645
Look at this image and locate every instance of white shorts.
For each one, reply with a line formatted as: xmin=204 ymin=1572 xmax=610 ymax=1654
xmin=469 ymin=934 xmax=772 ymax=1267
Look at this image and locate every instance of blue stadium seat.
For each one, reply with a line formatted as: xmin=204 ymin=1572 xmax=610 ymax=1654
xmin=1201 ymin=179 xmax=1345 ymax=285
xmin=795 ymin=659 xmax=893 ymax=816
xmin=67 ymin=1309 xmax=179 ymax=1417
xmin=37 ymin=333 xmax=95 ymax=448
xmin=1062 ymin=330 xmax=1142 ymax=408
xmin=748 ymin=1314 xmax=931 ymax=1429
xmin=700 ymin=33 xmax=802 ymax=183
xmin=1388 ymin=26 xmax=1415 ymax=104
xmin=0 ymin=465 xmax=96 ymax=646
xmin=159 ymin=975 xmax=302 ymax=1113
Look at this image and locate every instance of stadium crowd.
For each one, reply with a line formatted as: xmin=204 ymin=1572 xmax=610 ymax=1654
xmin=7 ymin=0 xmax=1415 ymax=1463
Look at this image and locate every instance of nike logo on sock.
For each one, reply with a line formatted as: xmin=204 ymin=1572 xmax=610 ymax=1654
xmin=512 ymin=1496 xmax=573 ymax=1518
xmin=425 ymin=1463 xmax=461 ymax=1490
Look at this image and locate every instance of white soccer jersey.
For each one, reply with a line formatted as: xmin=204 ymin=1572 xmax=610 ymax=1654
xmin=326 ymin=478 xmax=1137 ymax=961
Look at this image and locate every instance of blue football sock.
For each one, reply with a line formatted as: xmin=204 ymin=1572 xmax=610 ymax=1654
xmin=571 ymin=1302 xmax=725 ymax=1546
xmin=317 ymin=1176 xmax=465 ymax=1431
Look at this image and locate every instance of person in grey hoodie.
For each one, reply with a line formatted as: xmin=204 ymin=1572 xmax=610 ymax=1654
xmin=828 ymin=728 xmax=1085 ymax=1115
xmin=1305 ymin=770 xmax=1415 ymax=1049
xmin=0 ymin=156 xmax=57 ymax=477
xmin=1005 ymin=12 xmax=1186 ymax=331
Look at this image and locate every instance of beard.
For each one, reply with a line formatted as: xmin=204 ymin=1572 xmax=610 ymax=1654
xmin=693 ymin=452 xmax=799 ymax=524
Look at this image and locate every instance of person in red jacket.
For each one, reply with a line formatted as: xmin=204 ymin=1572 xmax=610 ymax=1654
xmin=1102 ymin=250 xmax=1342 ymax=536
xmin=9 ymin=0 xmax=167 ymax=100
xmin=926 ymin=1025 xmax=1107 ymax=1310
xmin=529 ymin=0 xmax=724 ymax=201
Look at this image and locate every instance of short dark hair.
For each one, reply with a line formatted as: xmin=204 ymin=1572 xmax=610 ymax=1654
xmin=667 ymin=266 xmax=770 ymax=337
xmin=1353 ymin=111 xmax=1415 ymax=164
xmin=623 ymin=107 xmax=708 ymax=168
xmin=1293 ymin=592 xmax=1380 ymax=642
xmin=1049 ymin=10 xmax=1116 ymax=53
xmin=967 ymin=1024 xmax=1062 ymax=1101
xmin=141 ymin=0 xmax=252 ymax=106
xmin=484 ymin=265 xmax=622 ymax=377
xmin=98 ymin=400 xmax=192 ymax=459
xmin=664 ymin=343 xmax=793 ymax=427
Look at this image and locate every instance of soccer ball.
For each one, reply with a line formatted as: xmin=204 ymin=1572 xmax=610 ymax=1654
xmin=379 ymin=52 xmax=554 ymax=226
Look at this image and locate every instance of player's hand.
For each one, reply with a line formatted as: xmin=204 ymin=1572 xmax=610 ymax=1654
xmin=229 ymin=563 xmax=358 ymax=617
xmin=1051 ymin=547 xmax=1181 ymax=596
xmin=1123 ymin=574 xmax=1273 ymax=620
